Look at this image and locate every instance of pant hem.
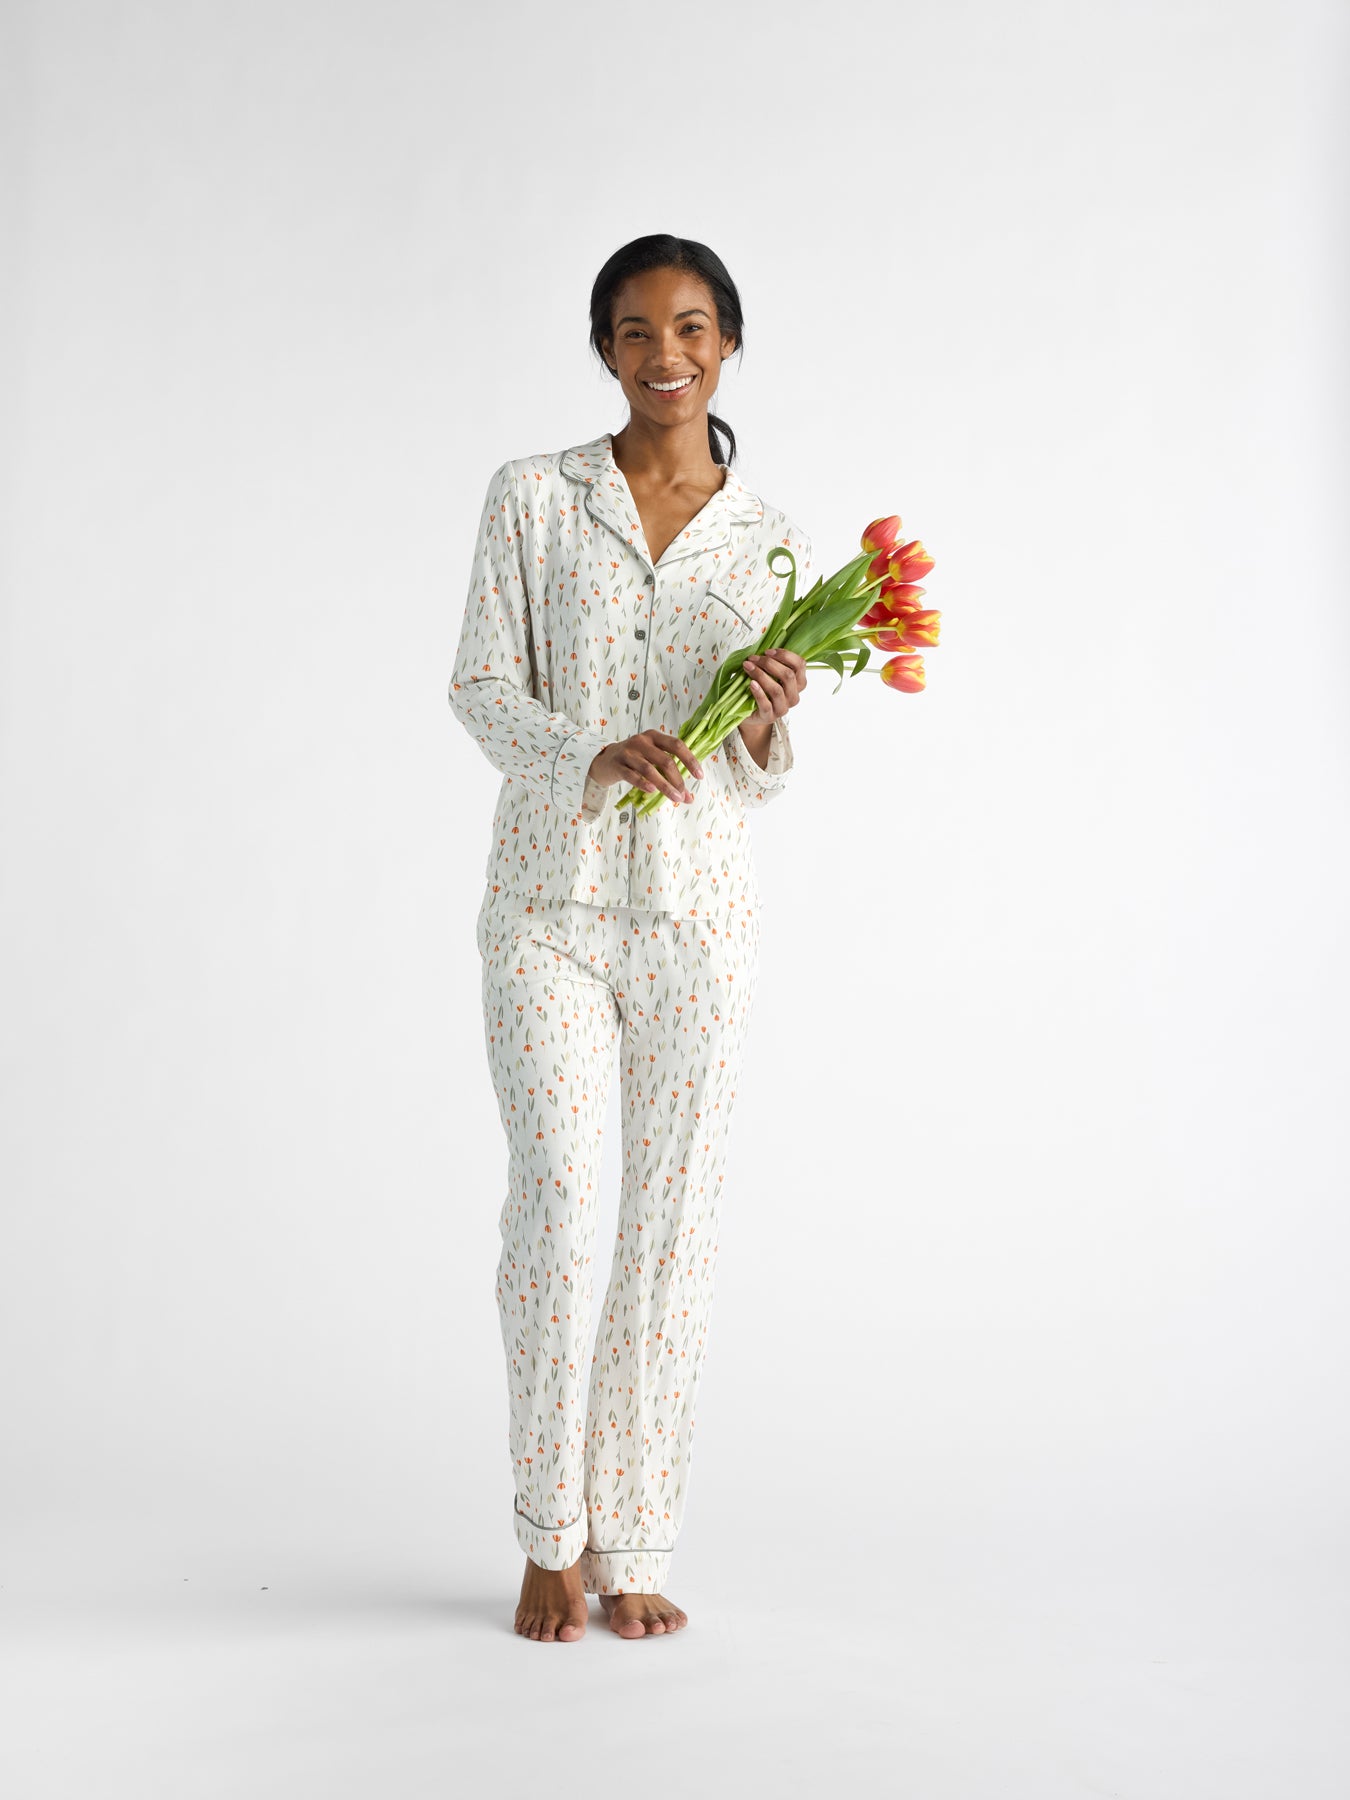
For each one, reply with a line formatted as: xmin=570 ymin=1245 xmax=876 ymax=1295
xmin=513 ymin=1505 xmax=587 ymax=1573
xmin=578 ymin=1547 xmax=673 ymax=1595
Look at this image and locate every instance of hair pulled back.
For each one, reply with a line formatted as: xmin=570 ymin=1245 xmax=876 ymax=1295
xmin=588 ymin=234 xmax=745 ymax=466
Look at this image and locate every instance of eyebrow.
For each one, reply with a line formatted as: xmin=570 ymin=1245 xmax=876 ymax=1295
xmin=615 ymin=308 xmax=711 ymax=327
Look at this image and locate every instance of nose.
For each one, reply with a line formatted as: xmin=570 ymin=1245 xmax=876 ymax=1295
xmin=650 ymin=329 xmax=692 ymax=369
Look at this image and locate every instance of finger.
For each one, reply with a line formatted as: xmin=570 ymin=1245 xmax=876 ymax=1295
xmin=744 ymin=663 xmax=789 ymax=717
xmin=746 ymin=650 xmax=804 ymax=688
xmin=648 ymin=732 xmax=704 ymax=779
xmin=744 ymin=653 xmax=788 ymax=691
xmin=675 ymin=738 xmax=705 ymax=780
xmin=620 ymin=746 xmax=656 ymax=793
xmin=628 ymin=754 xmax=693 ymax=806
xmin=745 ymin=655 xmax=800 ymax=710
xmin=637 ymin=737 xmax=699 ymax=796
xmin=744 ymin=675 xmax=776 ymax=719
xmin=657 ymin=748 xmax=697 ymax=802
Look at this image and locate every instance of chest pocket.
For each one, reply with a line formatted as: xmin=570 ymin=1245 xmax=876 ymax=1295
xmin=661 ymin=586 xmax=761 ymax=713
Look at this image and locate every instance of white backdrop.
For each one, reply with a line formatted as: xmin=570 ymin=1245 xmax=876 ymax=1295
xmin=2 ymin=0 xmax=1346 ymax=1794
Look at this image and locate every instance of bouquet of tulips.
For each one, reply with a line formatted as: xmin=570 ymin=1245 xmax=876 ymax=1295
xmin=614 ymin=514 xmax=938 ymax=815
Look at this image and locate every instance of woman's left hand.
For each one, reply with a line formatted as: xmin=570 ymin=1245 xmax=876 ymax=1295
xmin=741 ymin=647 xmax=808 ymax=720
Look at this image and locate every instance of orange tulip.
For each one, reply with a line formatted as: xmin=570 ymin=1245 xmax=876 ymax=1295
xmin=888 ymin=539 xmax=935 ymax=583
xmin=875 ymin=577 xmax=928 ymax=615
xmin=858 ymin=590 xmax=926 ymax=633
xmin=881 ymin=653 xmax=926 ymax=692
xmin=860 ymin=514 xmax=904 ymax=556
xmin=867 ymin=609 xmax=941 ymax=650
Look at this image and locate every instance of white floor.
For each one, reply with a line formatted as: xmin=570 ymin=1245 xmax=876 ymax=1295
xmin=3 ymin=1525 xmax=1345 ymax=1799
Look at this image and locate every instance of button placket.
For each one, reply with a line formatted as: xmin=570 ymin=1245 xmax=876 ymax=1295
xmin=627 ymin=571 xmax=658 ymax=906
xmin=631 ymin=570 xmax=652 ymax=692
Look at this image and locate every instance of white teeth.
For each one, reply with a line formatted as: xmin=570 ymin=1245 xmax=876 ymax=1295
xmin=644 ymin=376 xmax=695 ymax=391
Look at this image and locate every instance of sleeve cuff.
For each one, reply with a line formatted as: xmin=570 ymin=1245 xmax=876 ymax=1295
xmin=764 ymin=716 xmax=791 ymax=778
xmin=727 ymin=713 xmax=794 ymax=797
xmin=551 ymin=724 xmax=615 ymax=822
xmin=578 ymin=771 xmax=610 ymax=821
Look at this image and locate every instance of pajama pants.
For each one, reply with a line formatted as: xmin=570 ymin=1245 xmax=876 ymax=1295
xmin=475 ymin=882 xmax=763 ymax=1595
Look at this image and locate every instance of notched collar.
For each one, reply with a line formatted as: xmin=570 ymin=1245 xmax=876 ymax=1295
xmin=559 ymin=431 xmax=762 ymax=571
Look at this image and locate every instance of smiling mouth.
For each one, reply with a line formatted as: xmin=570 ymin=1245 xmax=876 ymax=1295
xmin=642 ymin=375 xmax=697 ymax=394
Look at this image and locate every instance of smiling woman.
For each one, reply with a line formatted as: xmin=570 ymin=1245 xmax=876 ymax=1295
xmin=448 ymin=231 xmax=814 ymax=1649
xmin=595 ymin=240 xmax=746 ymax=478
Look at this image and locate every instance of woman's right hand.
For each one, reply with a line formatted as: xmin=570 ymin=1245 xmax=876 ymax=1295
xmin=589 ymin=732 xmax=705 ymax=806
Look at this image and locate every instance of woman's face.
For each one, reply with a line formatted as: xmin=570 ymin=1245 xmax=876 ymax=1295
xmin=601 ymin=267 xmax=737 ymax=433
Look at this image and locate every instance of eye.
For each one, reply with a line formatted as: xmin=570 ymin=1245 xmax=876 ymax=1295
xmin=622 ymin=323 xmax=705 ymax=339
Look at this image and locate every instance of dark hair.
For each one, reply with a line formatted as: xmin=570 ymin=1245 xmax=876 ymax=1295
xmin=589 ymin=234 xmax=745 ymax=466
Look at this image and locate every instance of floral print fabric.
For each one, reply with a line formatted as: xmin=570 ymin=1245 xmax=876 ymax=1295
xmin=477 ymin=881 xmax=762 ymax=1593
xmin=449 ymin=432 xmax=813 ymax=915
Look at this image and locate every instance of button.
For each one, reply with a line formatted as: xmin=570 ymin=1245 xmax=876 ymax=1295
xmin=628 ymin=685 xmax=640 ymax=699
xmin=618 ymin=810 xmax=630 ymax=823
xmin=634 ymin=626 xmax=646 ymax=639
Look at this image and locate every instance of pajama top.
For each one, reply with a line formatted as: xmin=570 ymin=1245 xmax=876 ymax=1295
xmin=448 ymin=431 xmax=813 ymax=914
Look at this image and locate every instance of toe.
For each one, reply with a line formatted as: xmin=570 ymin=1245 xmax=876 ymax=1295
xmin=614 ymin=1615 xmax=646 ymax=1638
xmin=558 ymin=1621 xmax=584 ymax=1641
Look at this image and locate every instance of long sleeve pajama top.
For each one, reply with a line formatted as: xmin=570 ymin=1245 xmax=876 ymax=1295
xmin=448 ymin=431 xmax=813 ymax=915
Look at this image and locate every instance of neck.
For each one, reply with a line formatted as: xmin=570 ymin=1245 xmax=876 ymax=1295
xmin=611 ymin=416 xmax=722 ymax=486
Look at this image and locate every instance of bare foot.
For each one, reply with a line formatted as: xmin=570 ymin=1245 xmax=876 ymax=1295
xmin=514 ymin=1555 xmax=589 ymax=1643
xmin=598 ymin=1590 xmax=689 ymax=1639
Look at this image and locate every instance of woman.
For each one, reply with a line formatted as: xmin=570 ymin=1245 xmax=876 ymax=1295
xmin=449 ymin=235 xmax=813 ymax=1643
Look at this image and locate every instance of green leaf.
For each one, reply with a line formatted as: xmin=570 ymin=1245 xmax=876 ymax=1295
xmin=764 ymin=543 xmax=799 ymax=612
